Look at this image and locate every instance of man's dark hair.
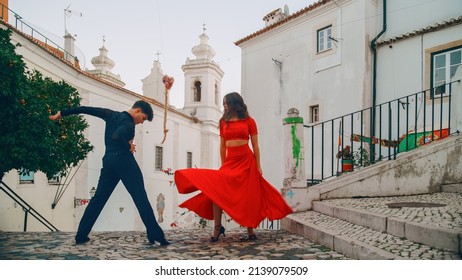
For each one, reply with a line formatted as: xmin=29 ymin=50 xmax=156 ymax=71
xmin=132 ymin=100 xmax=154 ymax=121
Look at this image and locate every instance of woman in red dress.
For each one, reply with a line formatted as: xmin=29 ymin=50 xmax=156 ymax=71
xmin=174 ymin=92 xmax=293 ymax=242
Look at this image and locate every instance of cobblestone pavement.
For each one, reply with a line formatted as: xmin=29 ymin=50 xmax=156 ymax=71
xmin=0 ymin=228 xmax=350 ymax=260
xmin=292 ymin=211 xmax=461 ymax=260
xmin=1 ymin=193 xmax=461 ymax=260
xmin=289 ymin=192 xmax=462 ymax=260
xmin=319 ymin=192 xmax=462 ymax=230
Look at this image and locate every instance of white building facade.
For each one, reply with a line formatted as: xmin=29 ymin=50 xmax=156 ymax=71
xmin=0 ymin=17 xmax=223 ymax=232
xmin=235 ymin=0 xmax=378 ymax=192
xmin=375 ymin=0 xmax=462 ymax=104
xmin=374 ymin=0 xmax=462 ymax=134
xmin=235 ymin=0 xmax=462 ymax=200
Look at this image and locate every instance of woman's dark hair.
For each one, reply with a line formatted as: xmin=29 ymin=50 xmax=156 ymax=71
xmin=132 ymin=100 xmax=153 ymax=121
xmin=220 ymin=92 xmax=249 ymax=124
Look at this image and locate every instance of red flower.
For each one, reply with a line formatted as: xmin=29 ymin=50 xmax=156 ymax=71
xmin=162 ymin=75 xmax=175 ymax=90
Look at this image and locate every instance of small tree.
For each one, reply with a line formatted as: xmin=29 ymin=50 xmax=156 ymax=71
xmin=0 ymin=28 xmax=93 ymax=181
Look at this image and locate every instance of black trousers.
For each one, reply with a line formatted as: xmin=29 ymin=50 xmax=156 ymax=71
xmin=76 ymin=152 xmax=164 ymax=242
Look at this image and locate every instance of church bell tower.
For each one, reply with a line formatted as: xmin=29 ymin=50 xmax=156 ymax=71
xmin=182 ymin=27 xmax=224 ymax=126
xmin=182 ymin=26 xmax=224 ymax=168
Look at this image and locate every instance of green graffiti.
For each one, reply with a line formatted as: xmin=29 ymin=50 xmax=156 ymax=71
xmin=284 ymin=117 xmax=304 ymax=124
xmin=291 ymin=125 xmax=301 ymax=167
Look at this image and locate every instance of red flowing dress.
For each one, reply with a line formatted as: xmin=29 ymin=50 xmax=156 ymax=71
xmin=174 ymin=117 xmax=293 ymax=228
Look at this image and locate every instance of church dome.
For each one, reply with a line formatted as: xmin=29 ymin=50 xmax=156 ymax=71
xmin=191 ymin=33 xmax=216 ymax=60
xmin=91 ymin=45 xmax=115 ymax=70
xmin=86 ymin=39 xmax=125 ymax=87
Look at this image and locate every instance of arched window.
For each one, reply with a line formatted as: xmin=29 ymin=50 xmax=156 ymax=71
xmin=215 ymin=83 xmax=219 ymax=105
xmin=194 ymin=81 xmax=201 ymax=102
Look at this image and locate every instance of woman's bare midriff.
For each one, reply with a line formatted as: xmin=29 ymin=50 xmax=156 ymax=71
xmin=226 ymin=139 xmax=248 ymax=147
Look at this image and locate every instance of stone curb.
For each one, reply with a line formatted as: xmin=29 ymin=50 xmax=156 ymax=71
xmin=313 ymin=201 xmax=387 ymax=232
xmin=282 ymin=214 xmax=403 ymax=260
xmin=333 ymin=235 xmax=404 ymax=260
xmin=313 ymin=201 xmax=461 ymax=254
xmin=404 ymin=220 xmax=460 ymax=253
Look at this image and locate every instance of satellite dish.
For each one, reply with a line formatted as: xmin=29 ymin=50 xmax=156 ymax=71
xmin=284 ymin=4 xmax=290 ymax=16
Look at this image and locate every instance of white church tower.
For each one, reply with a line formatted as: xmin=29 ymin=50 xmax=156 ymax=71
xmin=182 ymin=27 xmax=224 ymax=168
xmin=182 ymin=27 xmax=224 ymax=125
xmin=141 ymin=58 xmax=166 ymax=103
xmin=85 ymin=38 xmax=125 ymax=87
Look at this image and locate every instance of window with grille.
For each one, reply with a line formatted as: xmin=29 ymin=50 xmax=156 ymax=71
xmin=187 ymin=152 xmax=193 ymax=168
xmin=48 ymin=173 xmax=61 ymax=185
xmin=317 ymin=26 xmax=332 ymax=53
xmin=155 ymin=146 xmax=163 ymax=171
xmin=19 ymin=169 xmax=34 ymax=184
xmin=432 ymin=47 xmax=461 ymax=97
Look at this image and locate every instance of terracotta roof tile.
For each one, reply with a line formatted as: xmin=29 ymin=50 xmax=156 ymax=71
xmin=1 ymin=20 xmax=197 ymax=121
xmin=376 ymin=15 xmax=462 ymax=46
xmin=235 ymin=0 xmax=331 ymax=46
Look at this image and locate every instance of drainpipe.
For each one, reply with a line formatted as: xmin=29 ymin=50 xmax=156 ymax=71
xmin=370 ymin=0 xmax=387 ymax=161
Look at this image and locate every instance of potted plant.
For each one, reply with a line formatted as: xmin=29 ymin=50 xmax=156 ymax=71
xmin=336 ymin=145 xmax=353 ymax=172
xmin=353 ymin=147 xmax=371 ymax=169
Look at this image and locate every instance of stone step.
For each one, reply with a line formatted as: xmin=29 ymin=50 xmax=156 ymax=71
xmin=312 ymin=196 xmax=462 ymax=254
xmin=442 ymin=183 xmax=462 ymax=194
xmin=282 ymin=211 xmax=461 ymax=260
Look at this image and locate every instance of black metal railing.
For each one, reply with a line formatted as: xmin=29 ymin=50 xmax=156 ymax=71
xmin=305 ymin=80 xmax=460 ymax=184
xmin=0 ymin=181 xmax=58 ymax=232
xmin=0 ymin=3 xmax=76 ymax=62
xmin=258 ymin=218 xmax=281 ymax=230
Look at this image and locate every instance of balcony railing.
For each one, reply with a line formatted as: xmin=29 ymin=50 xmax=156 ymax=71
xmin=305 ymin=80 xmax=460 ymax=184
xmin=0 ymin=3 xmax=76 ymax=63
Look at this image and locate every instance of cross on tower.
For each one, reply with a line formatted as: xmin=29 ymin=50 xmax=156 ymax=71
xmin=155 ymin=50 xmax=162 ymax=62
xmin=102 ymin=35 xmax=106 ymax=46
xmin=202 ymin=23 xmax=207 ymax=34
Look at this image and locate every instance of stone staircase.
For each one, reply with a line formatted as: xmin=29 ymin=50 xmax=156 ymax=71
xmin=282 ymin=193 xmax=462 ymax=260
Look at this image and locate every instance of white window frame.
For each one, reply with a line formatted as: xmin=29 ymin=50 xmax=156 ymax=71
xmin=310 ymin=105 xmax=320 ymax=123
xmin=317 ymin=26 xmax=332 ymax=53
xmin=432 ymin=47 xmax=462 ymax=97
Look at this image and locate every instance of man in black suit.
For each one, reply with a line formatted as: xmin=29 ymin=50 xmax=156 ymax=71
xmin=50 ymin=100 xmax=169 ymax=246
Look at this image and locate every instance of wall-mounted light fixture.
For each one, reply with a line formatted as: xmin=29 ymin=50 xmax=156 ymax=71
xmin=89 ymin=187 xmax=96 ymax=198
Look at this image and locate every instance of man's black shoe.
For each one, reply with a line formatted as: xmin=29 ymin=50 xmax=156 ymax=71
xmin=75 ymin=236 xmax=90 ymax=245
xmin=150 ymin=237 xmax=170 ymax=246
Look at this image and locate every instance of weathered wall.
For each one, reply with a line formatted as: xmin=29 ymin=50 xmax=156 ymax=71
xmin=306 ymin=134 xmax=462 ymax=204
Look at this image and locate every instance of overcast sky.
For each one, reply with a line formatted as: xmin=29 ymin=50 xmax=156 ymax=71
xmin=8 ymin=0 xmax=317 ymax=108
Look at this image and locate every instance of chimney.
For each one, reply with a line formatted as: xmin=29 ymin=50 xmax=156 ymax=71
xmin=64 ymin=33 xmax=75 ymax=65
xmin=263 ymin=8 xmax=285 ymax=27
